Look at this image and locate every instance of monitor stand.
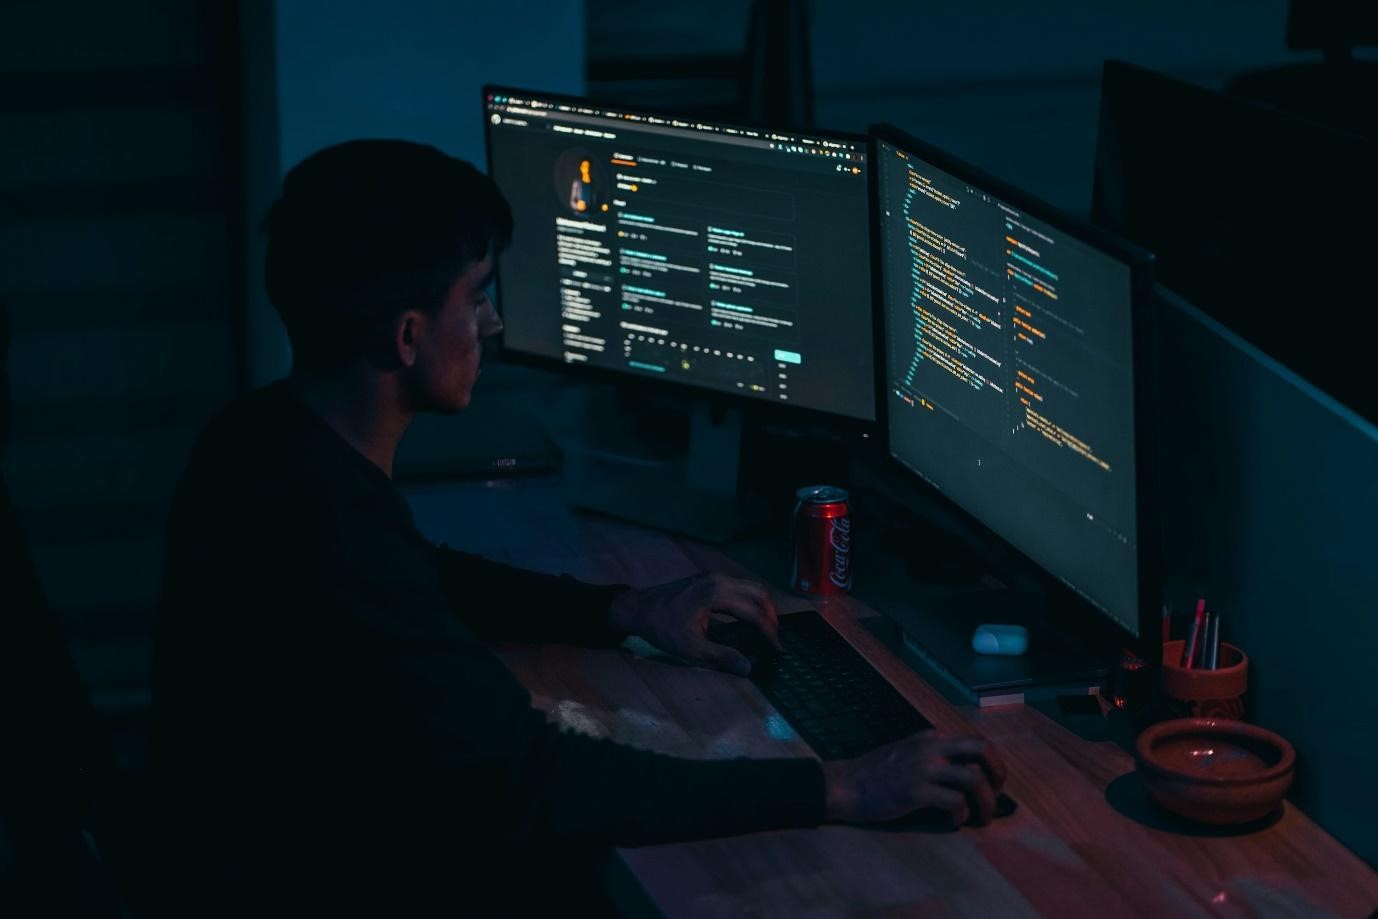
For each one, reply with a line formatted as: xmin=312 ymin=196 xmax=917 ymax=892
xmin=563 ymin=400 xmax=769 ymax=543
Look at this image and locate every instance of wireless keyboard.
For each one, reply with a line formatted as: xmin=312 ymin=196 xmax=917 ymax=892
xmin=707 ymin=609 xmax=933 ymax=760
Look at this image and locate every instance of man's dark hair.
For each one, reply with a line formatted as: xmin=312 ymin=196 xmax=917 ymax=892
xmin=264 ymin=139 xmax=512 ymax=372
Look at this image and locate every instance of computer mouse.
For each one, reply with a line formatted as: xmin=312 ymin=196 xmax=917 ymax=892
xmin=972 ymin=623 xmax=1029 ymax=656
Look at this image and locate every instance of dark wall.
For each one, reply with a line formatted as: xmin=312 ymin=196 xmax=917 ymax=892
xmin=0 ymin=0 xmax=242 ymax=717
xmin=591 ymin=0 xmax=1314 ymax=210
xmin=1155 ymin=291 xmax=1378 ymax=868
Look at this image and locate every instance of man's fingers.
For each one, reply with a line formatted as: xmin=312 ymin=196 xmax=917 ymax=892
xmin=707 ymin=580 xmax=781 ymax=649
xmin=918 ymin=785 xmax=969 ymax=827
xmin=941 ymin=736 xmax=1007 ymax=789
xmin=700 ymin=573 xmax=776 ymax=612
xmin=728 ymin=604 xmax=781 ymax=650
xmin=931 ymin=763 xmax=997 ymax=826
xmin=737 ymin=579 xmax=778 ymax=618
xmin=689 ymin=637 xmax=752 ymax=676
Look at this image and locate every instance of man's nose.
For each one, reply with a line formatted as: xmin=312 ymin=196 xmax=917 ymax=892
xmin=479 ymin=303 xmax=503 ymax=338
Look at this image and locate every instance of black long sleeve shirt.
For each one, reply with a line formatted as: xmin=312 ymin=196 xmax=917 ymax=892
xmin=147 ymin=383 xmax=823 ymax=910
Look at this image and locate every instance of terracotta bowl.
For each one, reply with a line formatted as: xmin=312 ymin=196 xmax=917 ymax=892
xmin=1135 ymin=718 xmax=1294 ymax=825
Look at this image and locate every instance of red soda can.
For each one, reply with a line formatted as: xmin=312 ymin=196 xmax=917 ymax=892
xmin=790 ymin=485 xmax=852 ymax=596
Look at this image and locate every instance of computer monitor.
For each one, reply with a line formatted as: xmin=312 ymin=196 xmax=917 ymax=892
xmin=1286 ymin=1 xmax=1378 ymax=52
xmin=484 ymin=87 xmax=875 ymax=539
xmin=1092 ymin=59 xmax=1378 ymax=425
xmin=871 ymin=123 xmax=1159 ymax=661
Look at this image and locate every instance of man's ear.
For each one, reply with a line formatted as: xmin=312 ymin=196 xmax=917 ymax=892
xmin=394 ymin=309 xmax=423 ymax=368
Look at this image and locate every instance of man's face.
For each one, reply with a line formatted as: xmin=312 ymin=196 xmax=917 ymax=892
xmin=407 ymin=252 xmax=502 ymax=413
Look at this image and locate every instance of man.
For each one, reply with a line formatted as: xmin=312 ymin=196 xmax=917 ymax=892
xmin=148 ymin=140 xmax=1006 ymax=913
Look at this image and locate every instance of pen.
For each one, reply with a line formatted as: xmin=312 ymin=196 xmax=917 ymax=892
xmin=1207 ymin=614 xmax=1221 ymax=669
xmin=1194 ymin=612 xmax=1212 ymax=669
xmin=1181 ymin=598 xmax=1206 ymax=669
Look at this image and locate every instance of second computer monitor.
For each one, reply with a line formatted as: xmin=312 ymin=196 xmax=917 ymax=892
xmin=872 ymin=124 xmax=1156 ymax=647
xmin=484 ymin=88 xmax=876 ymax=422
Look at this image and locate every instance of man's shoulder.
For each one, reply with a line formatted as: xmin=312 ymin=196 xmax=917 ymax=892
xmin=195 ymin=380 xmax=307 ymax=450
xmin=178 ymin=382 xmax=334 ymax=503
xmin=178 ymin=382 xmax=399 ymax=526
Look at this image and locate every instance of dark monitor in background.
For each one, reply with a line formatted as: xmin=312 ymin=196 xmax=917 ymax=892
xmin=1224 ymin=3 xmax=1378 ymax=142
xmin=870 ymin=124 xmax=1160 ymax=686
xmin=1286 ymin=0 xmax=1378 ymax=54
xmin=1092 ymin=59 xmax=1378 ymax=425
xmin=484 ymin=87 xmax=875 ymax=540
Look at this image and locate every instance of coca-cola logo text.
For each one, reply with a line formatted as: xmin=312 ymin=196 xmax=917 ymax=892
xmin=828 ymin=516 xmax=852 ymax=588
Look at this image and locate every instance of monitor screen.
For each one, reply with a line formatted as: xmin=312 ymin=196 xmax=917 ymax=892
xmin=875 ymin=131 xmax=1147 ymax=638
xmin=484 ymin=88 xmax=876 ymax=422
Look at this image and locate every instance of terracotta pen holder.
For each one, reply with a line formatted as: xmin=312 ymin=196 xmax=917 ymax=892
xmin=1160 ymin=640 xmax=1248 ymax=720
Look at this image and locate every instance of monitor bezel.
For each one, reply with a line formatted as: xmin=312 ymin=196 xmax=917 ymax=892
xmin=482 ymin=83 xmax=879 ymax=431
xmin=868 ymin=122 xmax=1162 ymax=662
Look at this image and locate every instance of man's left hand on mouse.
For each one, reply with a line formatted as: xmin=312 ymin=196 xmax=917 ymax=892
xmin=608 ymin=571 xmax=781 ymax=675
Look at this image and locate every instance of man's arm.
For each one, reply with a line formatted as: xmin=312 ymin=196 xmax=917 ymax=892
xmin=345 ymin=572 xmax=1005 ymax=843
xmin=436 ymin=546 xmax=786 ymax=677
xmin=347 ymin=569 xmax=826 ymax=845
xmin=432 ymin=545 xmax=628 ymax=647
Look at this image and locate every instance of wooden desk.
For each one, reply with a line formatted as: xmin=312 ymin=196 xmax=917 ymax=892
xmin=404 ymin=477 xmax=1378 ymax=918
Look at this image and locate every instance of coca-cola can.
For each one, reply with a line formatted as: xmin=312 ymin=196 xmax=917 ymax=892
xmin=790 ymin=485 xmax=852 ymax=596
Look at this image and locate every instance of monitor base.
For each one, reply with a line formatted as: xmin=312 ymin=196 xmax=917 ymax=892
xmin=562 ymin=402 xmax=769 ymax=544
xmin=564 ymin=455 xmax=769 ymax=543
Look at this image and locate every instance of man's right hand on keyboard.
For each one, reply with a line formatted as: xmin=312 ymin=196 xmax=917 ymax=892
xmin=821 ymin=731 xmax=1008 ymax=827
